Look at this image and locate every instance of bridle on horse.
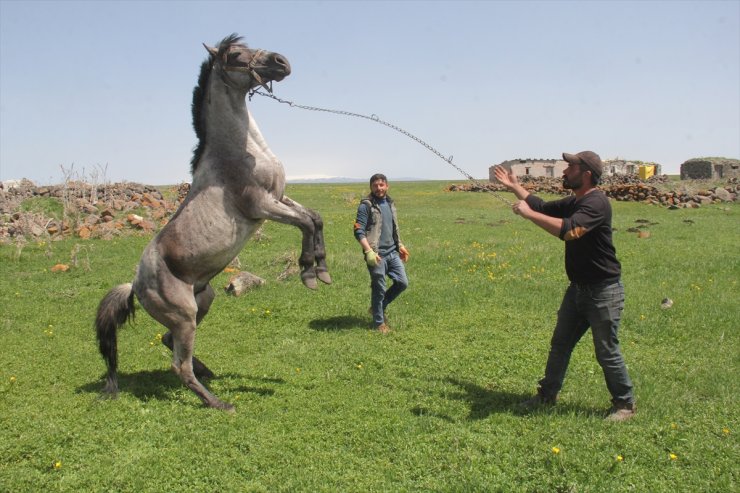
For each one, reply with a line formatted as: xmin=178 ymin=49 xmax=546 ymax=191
xmin=220 ymin=48 xmax=274 ymax=94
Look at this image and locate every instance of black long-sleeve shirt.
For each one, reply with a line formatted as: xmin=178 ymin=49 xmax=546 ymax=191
xmin=525 ymin=190 xmax=621 ymax=284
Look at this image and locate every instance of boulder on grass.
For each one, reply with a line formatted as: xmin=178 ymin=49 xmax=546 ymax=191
xmin=224 ymin=271 xmax=266 ymax=297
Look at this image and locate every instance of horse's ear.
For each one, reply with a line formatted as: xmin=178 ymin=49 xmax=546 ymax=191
xmin=203 ymin=43 xmax=218 ymax=57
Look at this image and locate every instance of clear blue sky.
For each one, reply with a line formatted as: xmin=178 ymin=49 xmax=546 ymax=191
xmin=1 ymin=0 xmax=738 ymax=185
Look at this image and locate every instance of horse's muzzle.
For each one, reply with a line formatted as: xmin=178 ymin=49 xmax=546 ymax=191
xmin=271 ymin=53 xmax=291 ymax=80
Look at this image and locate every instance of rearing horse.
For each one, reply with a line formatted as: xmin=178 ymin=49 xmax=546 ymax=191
xmin=95 ymin=34 xmax=331 ymax=411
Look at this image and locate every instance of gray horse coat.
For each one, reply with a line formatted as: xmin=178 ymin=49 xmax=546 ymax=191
xmin=95 ymin=34 xmax=330 ymax=411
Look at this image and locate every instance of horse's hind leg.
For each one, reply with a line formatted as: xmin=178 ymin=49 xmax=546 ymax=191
xmin=161 ymin=332 xmax=214 ymax=379
xmin=161 ymin=284 xmax=215 ymax=379
xmin=171 ymin=320 xmax=233 ymax=411
xmin=135 ymin=249 xmax=230 ymax=410
xmin=141 ymin=280 xmax=231 ymax=410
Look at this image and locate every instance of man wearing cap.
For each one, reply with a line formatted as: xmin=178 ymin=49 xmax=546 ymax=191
xmin=493 ymin=151 xmax=636 ymax=421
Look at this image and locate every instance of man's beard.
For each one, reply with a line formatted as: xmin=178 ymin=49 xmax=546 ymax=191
xmin=562 ymin=175 xmax=582 ymax=190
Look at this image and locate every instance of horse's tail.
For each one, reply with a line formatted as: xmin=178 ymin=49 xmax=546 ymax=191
xmin=94 ymin=283 xmax=135 ymax=395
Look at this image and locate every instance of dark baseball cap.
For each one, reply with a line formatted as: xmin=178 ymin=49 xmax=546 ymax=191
xmin=563 ymin=151 xmax=603 ymax=180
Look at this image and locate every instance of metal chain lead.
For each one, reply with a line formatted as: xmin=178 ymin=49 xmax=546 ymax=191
xmin=251 ymin=89 xmax=513 ymax=205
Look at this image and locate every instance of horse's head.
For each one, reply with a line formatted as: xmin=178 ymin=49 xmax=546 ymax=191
xmin=205 ymin=34 xmax=291 ymax=93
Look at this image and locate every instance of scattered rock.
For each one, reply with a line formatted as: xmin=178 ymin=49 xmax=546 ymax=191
xmin=713 ymin=187 xmax=733 ymax=202
xmin=77 ymin=226 xmax=92 ymax=239
xmin=127 ymin=213 xmax=144 ymax=225
xmin=224 ymin=271 xmax=266 ymax=296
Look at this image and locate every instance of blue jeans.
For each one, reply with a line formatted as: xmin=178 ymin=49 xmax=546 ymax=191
xmin=538 ymin=280 xmax=634 ymax=405
xmin=368 ymin=251 xmax=408 ymax=327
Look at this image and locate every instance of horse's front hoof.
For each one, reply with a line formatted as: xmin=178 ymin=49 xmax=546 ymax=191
xmin=316 ymin=269 xmax=332 ymax=285
xmin=102 ymin=377 xmax=119 ymax=396
xmin=300 ymin=269 xmax=318 ymax=290
xmin=98 ymin=389 xmax=119 ymax=401
xmin=211 ymin=401 xmax=236 ymax=413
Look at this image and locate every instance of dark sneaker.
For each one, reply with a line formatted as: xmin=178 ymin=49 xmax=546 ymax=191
xmin=377 ymin=323 xmax=391 ymax=335
xmin=518 ymin=392 xmax=557 ymax=411
xmin=606 ymin=402 xmax=636 ymax=422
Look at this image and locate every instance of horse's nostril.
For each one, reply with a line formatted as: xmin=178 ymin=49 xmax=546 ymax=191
xmin=274 ymin=54 xmax=291 ymax=72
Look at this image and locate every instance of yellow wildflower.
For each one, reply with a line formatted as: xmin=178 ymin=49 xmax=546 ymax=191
xmin=616 ymin=455 xmax=623 ymax=462
xmin=669 ymin=453 xmax=678 ymax=461
xmin=551 ymin=447 xmax=560 ymax=454
xmin=53 ymin=461 xmax=62 ymax=470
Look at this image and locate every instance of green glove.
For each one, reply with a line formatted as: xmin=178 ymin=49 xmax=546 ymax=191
xmin=364 ymin=249 xmax=379 ymax=267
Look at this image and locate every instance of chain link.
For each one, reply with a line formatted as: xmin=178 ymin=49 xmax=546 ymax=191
xmin=251 ymin=89 xmax=513 ymax=205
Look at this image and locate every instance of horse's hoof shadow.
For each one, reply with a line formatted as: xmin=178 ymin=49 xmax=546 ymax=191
xmin=78 ymin=371 xmax=283 ymax=403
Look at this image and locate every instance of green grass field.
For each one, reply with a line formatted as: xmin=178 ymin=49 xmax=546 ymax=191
xmin=1 ymin=181 xmax=737 ymax=492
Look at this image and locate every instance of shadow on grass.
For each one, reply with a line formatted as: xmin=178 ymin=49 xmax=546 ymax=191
xmin=308 ymin=315 xmax=367 ymax=331
xmin=414 ymin=377 xmax=604 ymax=421
xmin=440 ymin=377 xmax=524 ymax=420
xmin=77 ymin=370 xmax=284 ymax=402
xmin=221 ymin=374 xmax=285 ymax=396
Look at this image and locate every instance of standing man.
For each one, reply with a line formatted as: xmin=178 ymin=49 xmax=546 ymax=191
xmin=494 ymin=151 xmax=636 ymax=421
xmin=354 ymin=173 xmax=410 ymax=334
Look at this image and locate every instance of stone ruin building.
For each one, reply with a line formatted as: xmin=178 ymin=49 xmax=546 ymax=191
xmin=489 ymin=158 xmax=661 ymax=181
xmin=680 ymin=158 xmax=740 ymax=180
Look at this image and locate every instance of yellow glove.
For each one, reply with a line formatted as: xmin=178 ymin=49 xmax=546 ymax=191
xmin=399 ymin=245 xmax=409 ymax=262
xmin=364 ymin=249 xmax=379 ymax=267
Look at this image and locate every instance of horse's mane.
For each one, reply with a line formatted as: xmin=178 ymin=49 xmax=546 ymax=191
xmin=190 ymin=34 xmax=246 ymax=174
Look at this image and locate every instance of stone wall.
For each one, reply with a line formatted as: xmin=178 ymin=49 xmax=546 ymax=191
xmin=449 ymin=175 xmax=738 ymax=208
xmin=0 ymin=181 xmax=188 ymax=243
xmin=680 ymin=158 xmax=740 ymax=180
